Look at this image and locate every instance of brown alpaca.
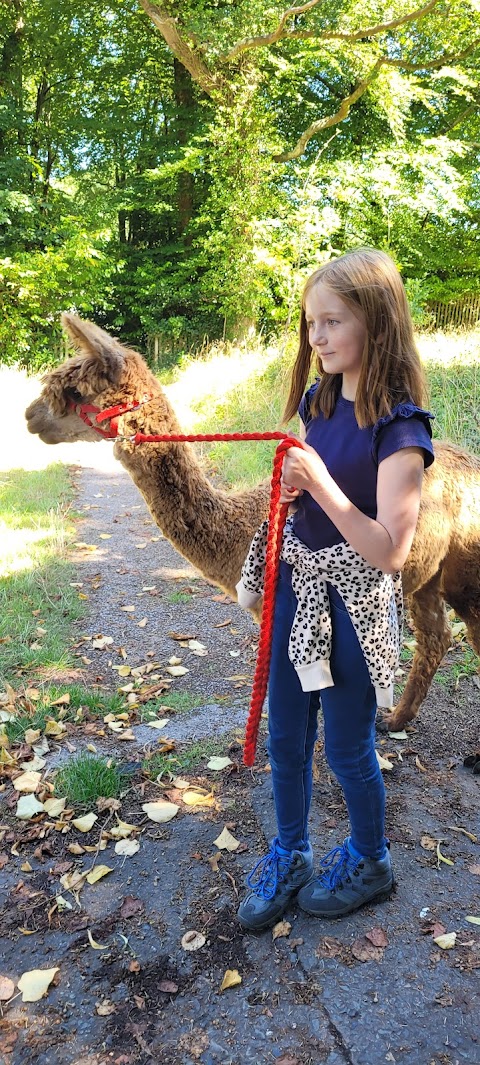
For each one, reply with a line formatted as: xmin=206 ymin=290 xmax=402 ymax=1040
xmin=25 ymin=314 xmax=480 ymax=730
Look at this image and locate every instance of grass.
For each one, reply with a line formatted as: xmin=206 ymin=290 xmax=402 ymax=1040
xmin=0 ymin=465 xmax=83 ymax=677
xmin=166 ymin=590 xmax=195 ymax=605
xmin=54 ymin=752 xmax=126 ymax=807
xmin=160 ymin=326 xmax=480 ymax=489
xmin=140 ymin=691 xmax=202 ymax=717
xmin=4 ymin=685 xmax=127 ymax=744
xmin=142 ymin=738 xmax=228 ymax=780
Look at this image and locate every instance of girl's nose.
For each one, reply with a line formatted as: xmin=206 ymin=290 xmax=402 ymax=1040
xmin=311 ymin=326 xmax=327 ymax=347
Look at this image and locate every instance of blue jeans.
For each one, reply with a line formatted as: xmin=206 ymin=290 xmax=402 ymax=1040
xmin=267 ymin=562 xmax=386 ymax=860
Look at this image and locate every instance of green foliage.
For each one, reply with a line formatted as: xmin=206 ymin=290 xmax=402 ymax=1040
xmin=1 ymin=0 xmax=480 ymax=368
xmin=54 ymin=752 xmax=126 ymax=807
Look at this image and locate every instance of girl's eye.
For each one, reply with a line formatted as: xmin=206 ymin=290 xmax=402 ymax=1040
xmin=327 ymin=319 xmax=339 ymax=326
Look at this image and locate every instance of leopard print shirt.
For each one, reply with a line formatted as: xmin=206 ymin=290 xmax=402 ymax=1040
xmin=236 ymin=518 xmax=403 ymax=708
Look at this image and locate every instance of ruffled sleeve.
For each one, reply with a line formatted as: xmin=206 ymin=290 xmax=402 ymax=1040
xmin=371 ymin=402 xmax=435 ymax=468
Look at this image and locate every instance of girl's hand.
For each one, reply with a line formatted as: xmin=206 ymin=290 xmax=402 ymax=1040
xmin=281 ymin=441 xmax=329 ymax=500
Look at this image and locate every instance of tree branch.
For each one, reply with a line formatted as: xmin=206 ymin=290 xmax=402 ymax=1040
xmin=222 ymin=0 xmax=442 ymax=63
xmin=138 ymin=0 xmax=230 ymax=100
xmin=275 ymin=37 xmax=480 ymax=162
xmin=275 ymin=61 xmax=383 ymax=161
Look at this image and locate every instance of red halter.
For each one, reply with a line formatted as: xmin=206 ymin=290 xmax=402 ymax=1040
xmin=68 ymin=395 xmax=155 ymax=438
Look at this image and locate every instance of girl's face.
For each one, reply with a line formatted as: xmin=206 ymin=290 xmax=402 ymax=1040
xmin=304 ymin=282 xmax=367 ymax=398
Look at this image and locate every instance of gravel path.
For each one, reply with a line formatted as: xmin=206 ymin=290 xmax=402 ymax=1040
xmin=68 ymin=461 xmax=258 ymax=750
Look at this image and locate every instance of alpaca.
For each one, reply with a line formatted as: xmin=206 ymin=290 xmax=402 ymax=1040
xmin=25 ymin=314 xmax=480 ymax=730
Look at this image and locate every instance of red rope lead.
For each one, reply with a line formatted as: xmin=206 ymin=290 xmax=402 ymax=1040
xmin=127 ymin=426 xmax=304 ymax=766
xmin=242 ymin=437 xmax=305 ymax=767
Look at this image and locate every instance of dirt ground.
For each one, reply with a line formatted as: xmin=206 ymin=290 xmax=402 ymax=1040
xmin=1 ymin=453 xmax=479 ymax=1065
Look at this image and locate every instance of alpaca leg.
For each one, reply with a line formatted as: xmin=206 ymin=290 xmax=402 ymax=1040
xmin=386 ymin=574 xmax=452 ymax=730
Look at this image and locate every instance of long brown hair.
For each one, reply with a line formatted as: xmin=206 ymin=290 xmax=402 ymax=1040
xmin=283 ymin=248 xmax=429 ymax=427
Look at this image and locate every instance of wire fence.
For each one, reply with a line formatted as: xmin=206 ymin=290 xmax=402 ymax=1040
xmin=428 ymin=293 xmax=480 ymax=331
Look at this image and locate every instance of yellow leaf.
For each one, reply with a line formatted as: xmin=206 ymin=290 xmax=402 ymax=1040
xmin=21 ymin=861 xmax=33 ymax=872
xmin=415 ymin=755 xmax=428 ymax=772
xmin=72 ymin=812 xmax=98 ymax=833
xmin=146 ymin=718 xmax=169 ymax=730
xmin=86 ymin=864 xmax=113 ymax=885
xmin=87 ymin=929 xmax=110 ymax=950
xmin=98 ymin=533 xmax=112 ymax=539
xmin=24 ymin=728 xmax=41 ymax=744
xmin=0 ymin=747 xmax=15 ymax=766
xmin=219 ymin=969 xmax=242 ymax=992
xmin=44 ymin=719 xmax=67 ymax=737
xmin=121 ymin=605 xmax=135 ymax=612
xmin=72 ymin=542 xmax=98 ymax=551
xmin=213 ymin=826 xmax=240 ymax=851
xmin=43 ymin=797 xmax=66 ymax=816
xmin=50 ymin=693 xmax=70 ymax=706
xmin=117 ymin=665 xmax=132 ymax=677
xmin=433 ymin=932 xmax=457 ymax=950
xmin=92 ymin=635 xmax=114 ymax=649
xmin=142 ymin=801 xmax=179 ymax=823
xmin=110 ymin=818 xmax=139 ymax=838
xmin=375 ymin=751 xmax=393 ymax=772
xmin=137 ymin=618 xmax=148 ymax=628
xmin=436 ymin=843 xmax=454 ymax=868
xmin=207 ymin=756 xmax=232 ymax=771
xmin=166 ymin=665 xmax=189 ymax=677
xmin=67 ymin=843 xmax=85 ymax=855
xmin=182 ymin=789 xmax=216 ymax=808
xmin=272 ymin=920 xmax=291 ymax=941
xmin=17 ymin=967 xmax=59 ymax=1002
xmin=465 ymin=916 xmax=480 ymax=925
xmin=13 ymin=770 xmax=42 ymax=793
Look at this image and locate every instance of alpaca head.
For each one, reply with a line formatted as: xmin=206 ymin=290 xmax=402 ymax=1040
xmin=25 ymin=314 xmax=158 ymax=444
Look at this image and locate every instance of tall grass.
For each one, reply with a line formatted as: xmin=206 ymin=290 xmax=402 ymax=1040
xmin=161 ymin=328 xmax=480 ymax=488
xmin=0 ymin=465 xmax=83 ymax=677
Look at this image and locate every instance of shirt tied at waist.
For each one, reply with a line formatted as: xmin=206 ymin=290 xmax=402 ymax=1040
xmin=236 ymin=518 xmax=403 ymax=708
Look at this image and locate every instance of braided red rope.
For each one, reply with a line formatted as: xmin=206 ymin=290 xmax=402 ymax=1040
xmin=129 ymin=430 xmax=305 ymax=767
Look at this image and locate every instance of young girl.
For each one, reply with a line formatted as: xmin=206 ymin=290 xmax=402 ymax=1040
xmin=237 ymin=247 xmax=434 ymax=932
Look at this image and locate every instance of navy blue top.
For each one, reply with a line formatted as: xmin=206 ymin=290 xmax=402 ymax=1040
xmin=293 ymin=383 xmax=435 ymax=551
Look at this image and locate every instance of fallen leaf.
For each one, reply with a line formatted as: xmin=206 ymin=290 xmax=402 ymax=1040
xmin=13 ymin=770 xmax=42 ymax=792
xmin=165 ymin=665 xmax=189 ymax=677
xmin=375 ymin=750 xmax=393 ymax=771
xmin=182 ymin=788 xmax=216 ymax=808
xmin=434 ymin=932 xmax=457 ymax=949
xmin=181 ymin=930 xmax=206 ymax=951
xmin=219 ymin=968 xmax=242 ymax=991
xmin=24 ymin=728 xmax=41 ymax=744
xmin=44 ymin=719 xmax=66 ymax=737
xmin=0 ymin=976 xmax=15 ymax=1000
xmin=351 ymin=937 xmax=384 ymax=962
xmin=86 ymin=864 xmax=113 ymax=885
xmin=365 ymin=927 xmax=388 ymax=947
xmin=98 ymin=533 xmax=112 ymax=539
xmin=43 ymin=797 xmax=67 ymax=816
xmin=20 ymin=754 xmax=46 ymax=771
xmin=92 ymin=635 xmax=114 ymax=649
xmin=137 ymin=618 xmax=148 ymax=628
xmin=142 ymin=800 xmax=179 ymax=823
xmin=21 ymin=861 xmax=33 ymax=872
xmin=110 ymin=818 xmax=139 ymax=838
xmin=465 ymin=916 xmax=480 ymax=925
xmin=388 ymin=730 xmax=408 ymax=740
xmin=436 ymin=843 xmax=454 ymax=868
xmin=96 ymin=1000 xmax=116 ymax=1015
xmin=88 ymin=929 xmax=110 ymax=950
xmin=17 ymin=967 xmax=59 ymax=1002
xmin=468 ymin=865 xmax=480 ymax=875
xmin=115 ymin=839 xmax=140 ymax=857
xmin=72 ymin=812 xmax=98 ymax=832
xmin=16 ymin=794 xmax=45 ymax=819
xmin=145 ymin=718 xmax=169 ymax=730
xmin=207 ymin=756 xmax=233 ymax=771
xmin=415 ymin=755 xmax=428 ymax=772
xmin=420 ymin=834 xmax=438 ymax=852
xmin=207 ymin=853 xmax=222 ymax=872
xmin=272 ymin=920 xmax=291 ymax=940
xmin=447 ymin=825 xmax=477 ymax=843
xmin=214 ymin=826 xmax=240 ymax=851
xmin=120 ymin=896 xmax=144 ymax=919
xmin=50 ymin=693 xmax=70 ymax=706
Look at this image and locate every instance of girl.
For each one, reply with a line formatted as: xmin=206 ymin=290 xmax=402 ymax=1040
xmin=237 ymin=247 xmax=434 ymax=932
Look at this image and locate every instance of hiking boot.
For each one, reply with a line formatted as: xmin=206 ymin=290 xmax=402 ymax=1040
xmin=237 ymin=838 xmax=314 ymax=931
xmin=297 ymin=837 xmax=394 ymax=918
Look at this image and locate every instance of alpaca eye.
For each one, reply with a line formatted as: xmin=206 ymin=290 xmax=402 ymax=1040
xmin=68 ymin=388 xmax=83 ymax=402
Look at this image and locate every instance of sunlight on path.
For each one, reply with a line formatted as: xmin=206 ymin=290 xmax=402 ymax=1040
xmin=1 ymin=367 xmax=120 ymax=474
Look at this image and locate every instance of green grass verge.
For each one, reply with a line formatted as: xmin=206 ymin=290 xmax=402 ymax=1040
xmin=55 ymin=752 xmax=126 ymax=807
xmin=142 ymin=738 xmax=228 ymax=780
xmin=0 ymin=465 xmax=84 ymax=678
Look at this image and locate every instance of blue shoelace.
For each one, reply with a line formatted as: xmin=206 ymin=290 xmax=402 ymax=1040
xmin=319 ymin=841 xmax=361 ymax=891
xmin=247 ymin=838 xmax=293 ymax=900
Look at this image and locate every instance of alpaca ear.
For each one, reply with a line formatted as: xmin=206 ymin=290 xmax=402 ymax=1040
xmin=60 ymin=313 xmax=125 ymax=394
